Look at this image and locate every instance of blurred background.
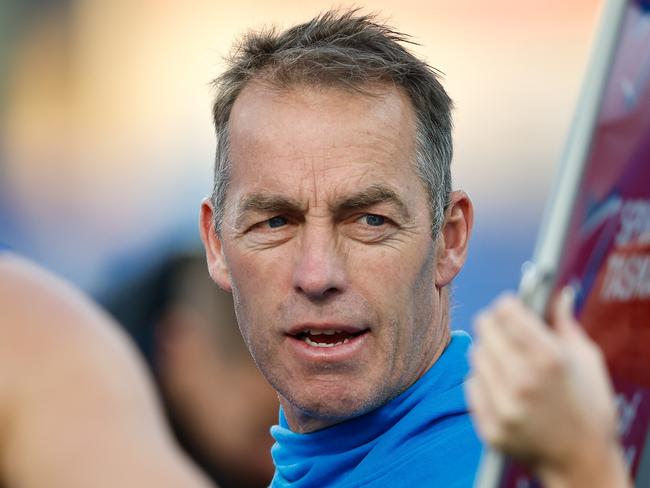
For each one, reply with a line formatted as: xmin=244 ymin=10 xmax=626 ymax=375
xmin=0 ymin=0 xmax=602 ymax=486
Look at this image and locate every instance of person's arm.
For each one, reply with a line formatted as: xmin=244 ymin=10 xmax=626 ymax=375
xmin=465 ymin=290 xmax=631 ymax=488
xmin=0 ymin=255 xmax=214 ymax=487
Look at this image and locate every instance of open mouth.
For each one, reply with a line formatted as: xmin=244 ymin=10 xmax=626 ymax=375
xmin=293 ymin=329 xmax=368 ymax=348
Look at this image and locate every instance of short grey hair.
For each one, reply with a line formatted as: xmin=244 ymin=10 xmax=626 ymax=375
xmin=211 ymin=9 xmax=453 ymax=237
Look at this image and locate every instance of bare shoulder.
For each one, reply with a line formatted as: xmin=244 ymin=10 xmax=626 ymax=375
xmin=0 ymin=254 xmax=149 ymax=405
xmin=0 ymin=254 xmax=140 ymax=365
xmin=0 ymin=255 xmax=213 ymax=487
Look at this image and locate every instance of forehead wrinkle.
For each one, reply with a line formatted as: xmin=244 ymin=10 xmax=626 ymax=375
xmin=311 ymin=156 xmax=320 ymax=210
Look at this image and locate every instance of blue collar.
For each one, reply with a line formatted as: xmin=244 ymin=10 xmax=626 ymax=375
xmin=270 ymin=331 xmax=480 ymax=487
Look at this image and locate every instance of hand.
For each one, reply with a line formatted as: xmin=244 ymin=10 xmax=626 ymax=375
xmin=465 ymin=290 xmax=631 ymax=488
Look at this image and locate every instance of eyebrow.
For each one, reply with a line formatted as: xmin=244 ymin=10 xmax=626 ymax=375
xmin=234 ymin=183 xmax=411 ymax=228
xmin=235 ymin=193 xmax=305 ymax=228
xmin=331 ymin=184 xmax=411 ymax=221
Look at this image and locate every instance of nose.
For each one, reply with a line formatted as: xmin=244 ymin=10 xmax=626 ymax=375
xmin=292 ymin=224 xmax=347 ymax=300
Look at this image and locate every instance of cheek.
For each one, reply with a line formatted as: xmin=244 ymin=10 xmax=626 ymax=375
xmin=230 ymin=281 xmax=276 ymax=372
xmin=351 ymin=242 xmax=434 ymax=307
xmin=226 ymin=250 xmax=291 ymax=334
xmin=352 ymin=243 xmax=437 ymax=355
xmin=228 ymin=250 xmax=286 ymax=295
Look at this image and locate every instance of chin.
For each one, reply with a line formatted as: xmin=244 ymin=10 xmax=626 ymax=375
xmin=290 ymin=383 xmax=389 ymax=424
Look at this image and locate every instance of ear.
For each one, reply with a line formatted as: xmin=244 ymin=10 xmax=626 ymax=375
xmin=435 ymin=190 xmax=473 ymax=287
xmin=199 ymin=198 xmax=233 ymax=292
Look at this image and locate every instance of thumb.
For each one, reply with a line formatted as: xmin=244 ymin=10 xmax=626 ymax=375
xmin=551 ymin=286 xmax=581 ymax=338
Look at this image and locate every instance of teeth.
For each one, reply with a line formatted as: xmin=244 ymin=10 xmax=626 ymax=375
xmin=308 ymin=329 xmax=342 ymax=335
xmin=303 ymin=337 xmax=350 ymax=347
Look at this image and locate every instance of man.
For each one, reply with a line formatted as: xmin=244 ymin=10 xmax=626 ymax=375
xmin=199 ymin=10 xmax=480 ymax=486
xmin=0 ymin=252 xmax=213 ymax=487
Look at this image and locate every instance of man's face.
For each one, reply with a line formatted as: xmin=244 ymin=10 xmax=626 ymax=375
xmin=202 ymin=81 xmax=462 ymax=433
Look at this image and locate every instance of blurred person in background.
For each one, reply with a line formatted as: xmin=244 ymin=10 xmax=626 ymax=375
xmin=105 ymin=251 xmax=277 ymax=488
xmin=0 ymin=251 xmax=213 ymax=488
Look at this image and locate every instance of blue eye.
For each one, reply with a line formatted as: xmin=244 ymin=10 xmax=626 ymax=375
xmin=363 ymin=214 xmax=385 ymax=226
xmin=267 ymin=216 xmax=287 ymax=228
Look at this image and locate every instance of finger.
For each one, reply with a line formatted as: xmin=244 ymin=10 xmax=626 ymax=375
xmin=550 ymin=287 xmax=604 ymax=367
xmin=473 ymin=310 xmax=530 ymax=385
xmin=465 ymin=374 xmax=503 ymax=447
xmin=490 ymin=293 xmax=561 ymax=361
xmin=469 ymin=344 xmax=523 ymax=426
xmin=468 ymin=345 xmax=504 ymax=400
xmin=551 ymin=286 xmax=581 ymax=338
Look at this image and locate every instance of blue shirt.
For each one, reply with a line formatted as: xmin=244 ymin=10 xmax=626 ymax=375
xmin=270 ymin=331 xmax=482 ymax=487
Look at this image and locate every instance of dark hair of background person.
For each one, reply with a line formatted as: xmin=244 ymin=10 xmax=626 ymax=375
xmin=103 ymin=251 xmax=277 ymax=488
